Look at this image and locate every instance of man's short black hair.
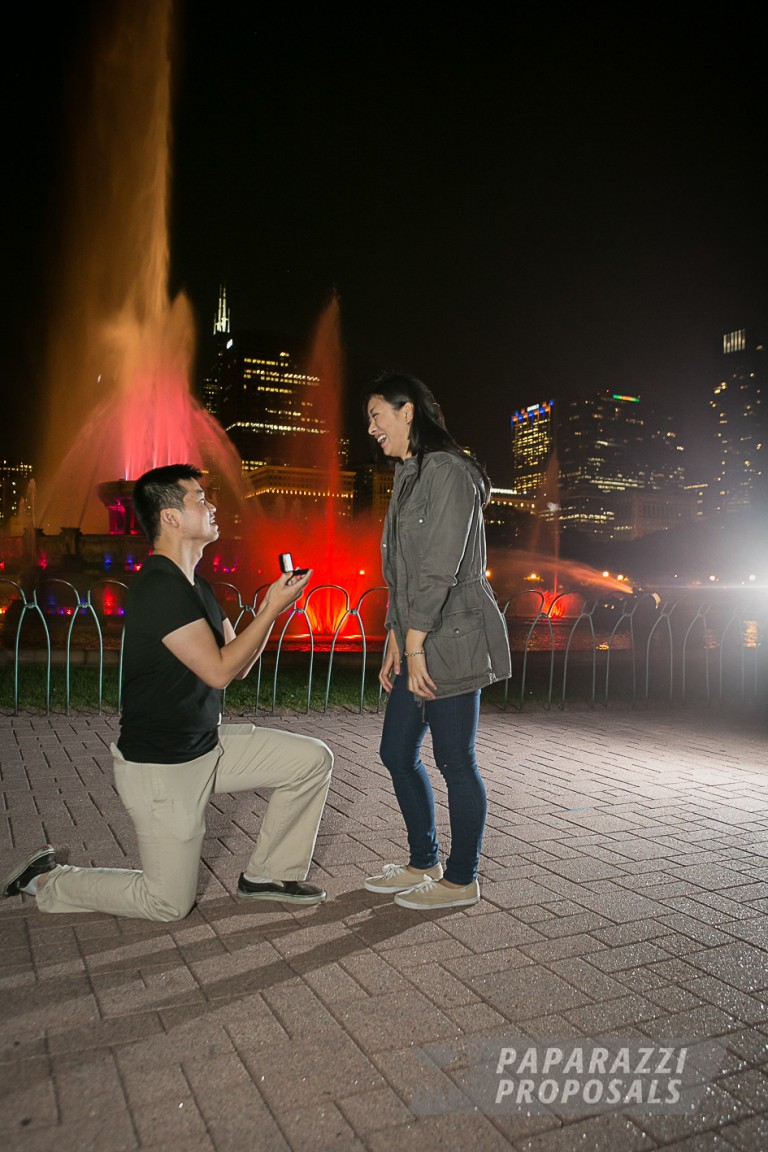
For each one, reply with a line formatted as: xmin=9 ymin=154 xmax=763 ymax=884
xmin=132 ymin=464 xmax=203 ymax=544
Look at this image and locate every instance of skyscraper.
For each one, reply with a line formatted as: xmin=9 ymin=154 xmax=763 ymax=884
xmin=201 ymin=289 xmax=355 ymax=521
xmin=710 ymin=328 xmax=767 ymax=514
xmin=201 ymin=287 xmax=330 ymax=470
xmin=557 ymin=391 xmax=689 ymax=540
xmin=511 ymin=400 xmax=555 ymax=497
xmin=219 ymin=336 xmax=328 ymax=470
xmin=200 ymin=284 xmax=231 ymax=420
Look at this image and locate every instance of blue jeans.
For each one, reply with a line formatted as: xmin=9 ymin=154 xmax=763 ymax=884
xmin=379 ymin=672 xmax=486 ymax=886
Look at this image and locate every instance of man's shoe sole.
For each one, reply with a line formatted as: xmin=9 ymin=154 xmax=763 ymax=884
xmin=2 ymin=846 xmax=55 ymax=898
xmin=237 ymin=889 xmax=326 ymax=905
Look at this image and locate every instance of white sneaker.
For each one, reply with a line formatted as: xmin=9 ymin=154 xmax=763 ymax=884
xmin=393 ymin=877 xmax=480 ymax=910
xmin=364 ymin=862 xmax=443 ymax=894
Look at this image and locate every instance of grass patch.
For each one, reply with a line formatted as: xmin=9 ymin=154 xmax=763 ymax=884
xmin=0 ymin=665 xmax=121 ymax=711
xmin=1 ymin=661 xmax=523 ymax=715
xmin=0 ymin=661 xmax=386 ymax=714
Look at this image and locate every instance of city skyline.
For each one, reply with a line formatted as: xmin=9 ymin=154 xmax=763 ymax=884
xmin=2 ymin=3 xmax=766 ymax=483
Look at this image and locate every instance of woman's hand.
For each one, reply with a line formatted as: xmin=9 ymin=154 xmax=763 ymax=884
xmin=403 ymin=628 xmax=437 ymax=700
xmin=405 ymin=651 xmax=437 ymax=700
xmin=379 ymin=629 xmax=401 ymax=693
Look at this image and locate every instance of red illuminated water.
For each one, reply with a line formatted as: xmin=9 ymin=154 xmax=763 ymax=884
xmin=234 ymin=292 xmax=386 ymax=636
xmin=230 ymin=511 xmax=386 ymax=638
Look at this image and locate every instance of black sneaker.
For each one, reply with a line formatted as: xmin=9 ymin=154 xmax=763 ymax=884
xmin=3 ymin=845 xmax=56 ymax=898
xmin=236 ymin=875 xmax=326 ymax=905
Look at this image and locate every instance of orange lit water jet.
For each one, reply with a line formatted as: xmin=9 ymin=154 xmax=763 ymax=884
xmin=37 ymin=0 xmax=244 ymax=535
xmin=486 ymin=548 xmax=632 ymax=615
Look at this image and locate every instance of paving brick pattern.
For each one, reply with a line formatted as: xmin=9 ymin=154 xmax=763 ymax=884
xmin=1 ymin=704 xmax=767 ymax=1151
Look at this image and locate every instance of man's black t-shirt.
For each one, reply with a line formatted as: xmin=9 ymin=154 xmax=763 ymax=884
xmin=118 ymin=554 xmax=226 ymax=764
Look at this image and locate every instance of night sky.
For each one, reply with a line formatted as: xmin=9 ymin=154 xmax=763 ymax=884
xmin=3 ymin=2 xmax=767 ymax=483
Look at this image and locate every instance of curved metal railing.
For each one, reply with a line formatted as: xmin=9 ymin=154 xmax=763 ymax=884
xmin=501 ymin=590 xmax=555 ymax=711
xmin=1 ymin=576 xmax=765 ymax=715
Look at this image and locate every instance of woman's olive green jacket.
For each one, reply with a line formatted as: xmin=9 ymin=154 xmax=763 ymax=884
xmin=382 ymin=451 xmax=511 ymax=699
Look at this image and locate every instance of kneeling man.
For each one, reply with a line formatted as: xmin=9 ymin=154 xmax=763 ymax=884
xmin=3 ymin=464 xmax=332 ymax=919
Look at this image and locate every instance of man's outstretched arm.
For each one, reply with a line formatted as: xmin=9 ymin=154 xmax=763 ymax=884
xmin=162 ymin=571 xmax=311 ymax=689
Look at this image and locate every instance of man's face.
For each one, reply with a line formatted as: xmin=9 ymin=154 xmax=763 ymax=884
xmin=178 ymin=479 xmax=219 ymax=545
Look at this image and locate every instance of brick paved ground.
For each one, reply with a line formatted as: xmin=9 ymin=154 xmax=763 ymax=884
xmin=1 ymin=703 xmax=767 ymax=1152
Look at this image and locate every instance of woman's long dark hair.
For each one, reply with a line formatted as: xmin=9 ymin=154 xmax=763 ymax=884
xmin=363 ymin=372 xmax=492 ymax=505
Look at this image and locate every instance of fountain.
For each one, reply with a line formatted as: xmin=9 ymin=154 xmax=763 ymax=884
xmin=36 ymin=0 xmax=244 ymax=537
xmin=25 ymin=0 xmax=383 ymax=646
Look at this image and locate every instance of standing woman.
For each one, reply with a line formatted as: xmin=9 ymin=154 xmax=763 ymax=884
xmin=364 ymin=374 xmax=511 ymax=909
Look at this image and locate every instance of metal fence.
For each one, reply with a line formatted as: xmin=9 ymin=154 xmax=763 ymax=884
xmin=1 ymin=576 xmax=765 ymax=714
xmin=499 ymin=588 xmax=766 ymax=711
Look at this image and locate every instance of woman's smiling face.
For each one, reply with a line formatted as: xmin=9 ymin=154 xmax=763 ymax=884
xmin=366 ymin=394 xmax=413 ymax=459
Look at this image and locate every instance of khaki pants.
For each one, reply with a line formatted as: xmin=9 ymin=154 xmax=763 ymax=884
xmin=36 ymin=724 xmax=333 ymax=921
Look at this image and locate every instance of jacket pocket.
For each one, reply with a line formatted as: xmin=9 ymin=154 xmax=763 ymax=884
xmin=426 ymin=607 xmax=490 ymax=683
xmin=399 ymin=498 xmax=428 ymax=541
